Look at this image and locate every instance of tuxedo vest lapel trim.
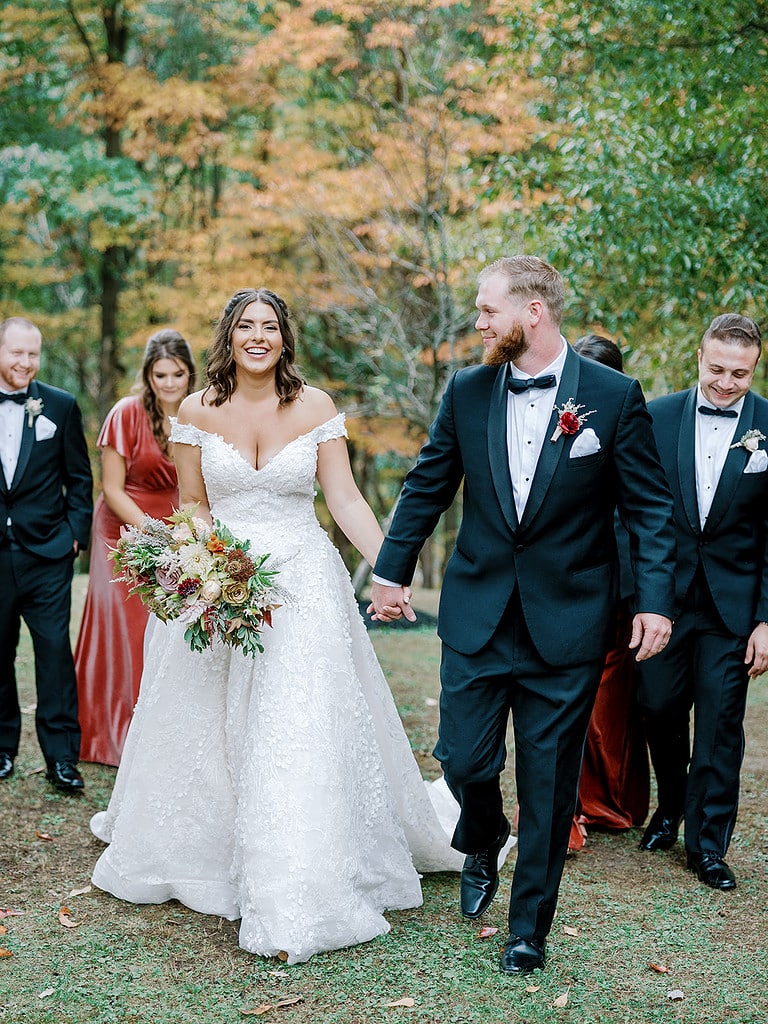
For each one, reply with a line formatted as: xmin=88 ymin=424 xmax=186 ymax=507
xmin=677 ymin=388 xmax=699 ymax=534
xmin=9 ymin=380 xmax=38 ymax=490
xmin=519 ymin=346 xmax=580 ymax=531
xmin=487 ymin=364 xmax=519 ymax=534
xmin=704 ymin=390 xmax=755 ymax=534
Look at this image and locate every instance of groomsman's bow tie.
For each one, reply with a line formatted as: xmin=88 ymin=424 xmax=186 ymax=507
xmin=507 ymin=374 xmax=557 ymax=394
xmin=0 ymin=392 xmax=27 ymax=405
xmin=698 ymin=404 xmax=737 ymax=418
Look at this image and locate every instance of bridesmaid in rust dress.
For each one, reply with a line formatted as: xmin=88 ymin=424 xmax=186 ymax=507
xmin=572 ymin=334 xmax=649 ymax=834
xmin=75 ymin=330 xmax=196 ymax=765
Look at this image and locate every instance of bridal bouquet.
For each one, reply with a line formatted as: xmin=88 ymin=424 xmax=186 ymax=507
xmin=111 ymin=508 xmax=282 ymax=658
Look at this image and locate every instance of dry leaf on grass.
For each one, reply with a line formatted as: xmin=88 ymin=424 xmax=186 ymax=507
xmin=553 ymin=991 xmax=569 ymax=1008
xmin=386 ymin=997 xmax=416 ymax=1007
xmin=477 ymin=926 xmax=499 ymax=939
xmin=667 ymin=990 xmax=684 ymax=1001
xmin=562 ymin=925 xmax=579 ymax=936
xmin=25 ymin=766 xmax=45 ymax=776
xmin=38 ymin=988 xmax=55 ymax=999
xmin=649 ymin=962 xmax=669 ymax=973
xmin=0 ymin=948 xmax=12 ymax=958
xmin=58 ymin=907 xmax=81 ymax=929
xmin=67 ymin=885 xmax=92 ymax=899
xmin=35 ymin=831 xmax=54 ymax=842
xmin=525 ymin=985 xmax=541 ymax=993
xmin=0 ymin=925 xmax=7 ymax=935
xmin=0 ymin=910 xmax=23 ymax=919
xmin=277 ymin=950 xmax=289 ymax=962
xmin=241 ymin=996 xmax=303 ymax=1016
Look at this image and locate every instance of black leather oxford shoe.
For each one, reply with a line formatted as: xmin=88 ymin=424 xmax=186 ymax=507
xmin=639 ymin=808 xmax=682 ymax=851
xmin=0 ymin=752 xmax=13 ymax=780
xmin=46 ymin=761 xmax=84 ymax=793
xmin=500 ymin=934 xmax=547 ymax=975
xmin=460 ymin=817 xmax=511 ymax=919
xmin=687 ymin=852 xmax=736 ymax=891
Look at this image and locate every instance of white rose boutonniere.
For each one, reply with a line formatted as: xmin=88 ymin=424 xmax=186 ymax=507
xmin=24 ymin=396 xmax=44 ymax=428
xmin=729 ymin=428 xmax=766 ymax=452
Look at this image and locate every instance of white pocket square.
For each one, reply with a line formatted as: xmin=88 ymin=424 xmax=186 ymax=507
xmin=743 ymin=449 xmax=768 ymax=474
xmin=569 ymin=427 xmax=601 ymax=459
xmin=34 ymin=414 xmax=57 ymax=441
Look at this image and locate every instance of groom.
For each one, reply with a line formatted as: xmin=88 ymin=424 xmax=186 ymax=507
xmin=370 ymin=255 xmax=676 ymax=973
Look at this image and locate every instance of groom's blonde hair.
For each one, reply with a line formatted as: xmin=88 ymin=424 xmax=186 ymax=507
xmin=479 ymin=255 xmax=565 ymax=326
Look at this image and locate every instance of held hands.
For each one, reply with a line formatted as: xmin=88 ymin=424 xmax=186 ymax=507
xmin=745 ymin=623 xmax=768 ymax=678
xmin=367 ymin=582 xmax=417 ymax=624
xmin=629 ymin=612 xmax=673 ymax=661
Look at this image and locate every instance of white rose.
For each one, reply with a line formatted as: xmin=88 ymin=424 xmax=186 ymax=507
xmin=200 ymin=580 xmax=222 ymax=602
xmin=745 ymin=436 xmax=759 ymax=452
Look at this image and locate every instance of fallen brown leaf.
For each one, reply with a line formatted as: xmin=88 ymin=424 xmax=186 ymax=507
xmin=58 ymin=907 xmax=81 ymax=929
xmin=241 ymin=1004 xmax=273 ymax=1016
xmin=553 ymin=991 xmax=569 ymax=1008
xmin=649 ymin=962 xmax=669 ymax=973
xmin=0 ymin=925 xmax=7 ymax=935
xmin=274 ymin=996 xmax=303 ymax=1008
xmin=386 ymin=997 xmax=416 ymax=1007
xmin=66 ymin=885 xmax=93 ymax=899
xmin=36 ymin=831 xmax=54 ymax=842
xmin=277 ymin=950 xmax=289 ymax=962
xmin=0 ymin=948 xmax=12 ymax=958
xmin=0 ymin=910 xmax=23 ymax=919
xmin=667 ymin=990 xmax=684 ymax=1001
xmin=525 ymin=985 xmax=541 ymax=993
xmin=477 ymin=925 xmax=499 ymax=940
xmin=25 ymin=766 xmax=45 ymax=775
xmin=562 ymin=925 xmax=579 ymax=936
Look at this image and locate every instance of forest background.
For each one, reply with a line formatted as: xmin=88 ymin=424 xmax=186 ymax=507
xmin=1 ymin=0 xmax=767 ymax=582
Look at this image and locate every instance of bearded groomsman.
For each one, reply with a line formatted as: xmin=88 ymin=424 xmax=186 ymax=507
xmin=0 ymin=317 xmax=93 ymax=792
xmin=369 ymin=255 xmax=676 ymax=974
xmin=637 ymin=313 xmax=768 ymax=891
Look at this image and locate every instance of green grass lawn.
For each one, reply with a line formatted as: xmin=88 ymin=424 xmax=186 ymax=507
xmin=1 ymin=579 xmax=767 ymax=1023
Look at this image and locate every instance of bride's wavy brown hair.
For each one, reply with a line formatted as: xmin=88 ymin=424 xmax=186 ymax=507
xmin=133 ymin=329 xmax=197 ymax=453
xmin=203 ymin=288 xmax=304 ymax=407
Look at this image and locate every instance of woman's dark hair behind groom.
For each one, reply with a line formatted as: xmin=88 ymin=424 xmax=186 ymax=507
xmin=573 ymin=333 xmax=624 ymax=373
xmin=204 ymin=288 xmax=304 ymax=407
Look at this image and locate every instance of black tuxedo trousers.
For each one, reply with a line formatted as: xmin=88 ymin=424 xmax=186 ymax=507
xmin=0 ymin=541 xmax=80 ymax=762
xmin=436 ymin=589 xmax=603 ymax=943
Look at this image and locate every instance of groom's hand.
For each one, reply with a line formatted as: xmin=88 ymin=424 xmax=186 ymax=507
xmin=629 ymin=612 xmax=673 ymax=661
xmin=367 ymin=582 xmax=418 ymax=623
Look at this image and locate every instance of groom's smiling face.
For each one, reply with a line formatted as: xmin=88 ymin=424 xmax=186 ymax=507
xmin=475 ymin=272 xmax=530 ymax=367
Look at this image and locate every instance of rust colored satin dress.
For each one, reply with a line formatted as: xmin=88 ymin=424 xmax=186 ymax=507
xmin=576 ymin=602 xmax=650 ymax=832
xmin=75 ymin=396 xmax=179 ymax=765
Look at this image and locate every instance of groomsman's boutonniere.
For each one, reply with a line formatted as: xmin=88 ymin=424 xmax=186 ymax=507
xmin=550 ymin=398 xmax=596 ymax=442
xmin=24 ymin=396 xmax=44 ymax=428
xmin=729 ymin=428 xmax=765 ymax=452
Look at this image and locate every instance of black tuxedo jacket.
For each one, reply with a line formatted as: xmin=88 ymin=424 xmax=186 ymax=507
xmin=375 ymin=346 xmax=676 ymax=666
xmin=0 ymin=379 xmax=93 ymax=559
xmin=648 ymin=387 xmax=768 ymax=637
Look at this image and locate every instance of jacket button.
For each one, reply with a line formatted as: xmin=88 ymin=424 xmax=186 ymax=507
xmin=514 ymin=544 xmax=525 ymax=554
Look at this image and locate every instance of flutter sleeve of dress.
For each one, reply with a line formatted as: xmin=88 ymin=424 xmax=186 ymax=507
xmin=169 ymin=418 xmax=206 ymax=447
xmin=315 ymin=412 xmax=347 ymax=444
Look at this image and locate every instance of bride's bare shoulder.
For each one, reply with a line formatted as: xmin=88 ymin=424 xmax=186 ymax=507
xmin=295 ymin=386 xmax=338 ymax=424
xmin=178 ymin=388 xmax=227 ymax=428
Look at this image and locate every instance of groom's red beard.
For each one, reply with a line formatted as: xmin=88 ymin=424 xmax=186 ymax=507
xmin=482 ymin=322 xmax=529 ymax=367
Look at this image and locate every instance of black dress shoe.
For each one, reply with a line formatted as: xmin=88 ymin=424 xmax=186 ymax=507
xmin=46 ymin=761 xmax=84 ymax=793
xmin=639 ymin=808 xmax=682 ymax=851
xmin=460 ymin=817 xmax=511 ymax=919
xmin=500 ymin=934 xmax=547 ymax=975
xmin=687 ymin=852 xmax=736 ymax=891
xmin=0 ymin=752 xmax=13 ymax=780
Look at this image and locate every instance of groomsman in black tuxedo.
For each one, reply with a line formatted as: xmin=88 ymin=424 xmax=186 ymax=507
xmin=0 ymin=317 xmax=93 ymax=792
xmin=369 ymin=256 xmax=676 ymax=974
xmin=637 ymin=314 xmax=768 ymax=890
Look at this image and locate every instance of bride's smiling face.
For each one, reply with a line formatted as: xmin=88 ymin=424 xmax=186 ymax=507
xmin=231 ymin=300 xmax=283 ymax=376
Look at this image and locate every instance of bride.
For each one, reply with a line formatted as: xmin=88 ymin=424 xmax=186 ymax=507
xmin=90 ymin=288 xmax=472 ymax=964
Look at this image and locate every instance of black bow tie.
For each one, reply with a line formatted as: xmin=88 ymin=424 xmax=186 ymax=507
xmin=698 ymin=404 xmax=737 ymax=419
xmin=508 ymin=374 xmax=557 ymax=394
xmin=0 ymin=392 xmax=27 ymax=405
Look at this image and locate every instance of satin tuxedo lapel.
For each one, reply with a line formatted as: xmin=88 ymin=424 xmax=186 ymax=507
xmin=9 ymin=379 xmax=39 ymax=491
xmin=705 ymin=390 xmax=756 ymax=534
xmin=487 ymin=364 xmax=519 ymax=534
xmin=519 ymin=346 xmax=581 ymax=531
xmin=676 ymin=388 xmax=700 ymax=534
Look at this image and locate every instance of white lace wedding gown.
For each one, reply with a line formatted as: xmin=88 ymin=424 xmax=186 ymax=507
xmin=90 ymin=413 xmax=466 ymax=964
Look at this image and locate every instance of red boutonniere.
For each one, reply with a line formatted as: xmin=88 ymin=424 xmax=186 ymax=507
xmin=550 ymin=398 xmax=596 ymax=442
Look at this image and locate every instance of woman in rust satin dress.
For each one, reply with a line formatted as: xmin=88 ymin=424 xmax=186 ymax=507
xmin=571 ymin=335 xmax=649 ymax=837
xmin=75 ymin=331 xmax=196 ymax=765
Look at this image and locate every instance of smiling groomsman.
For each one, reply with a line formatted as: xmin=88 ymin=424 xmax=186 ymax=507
xmin=637 ymin=314 xmax=768 ymax=890
xmin=0 ymin=317 xmax=93 ymax=792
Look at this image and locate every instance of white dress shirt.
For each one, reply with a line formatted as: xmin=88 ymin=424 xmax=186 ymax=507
xmin=506 ymin=339 xmax=568 ymax=519
xmin=0 ymin=389 xmax=26 ymax=490
xmin=695 ymin=386 xmax=743 ymax=528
